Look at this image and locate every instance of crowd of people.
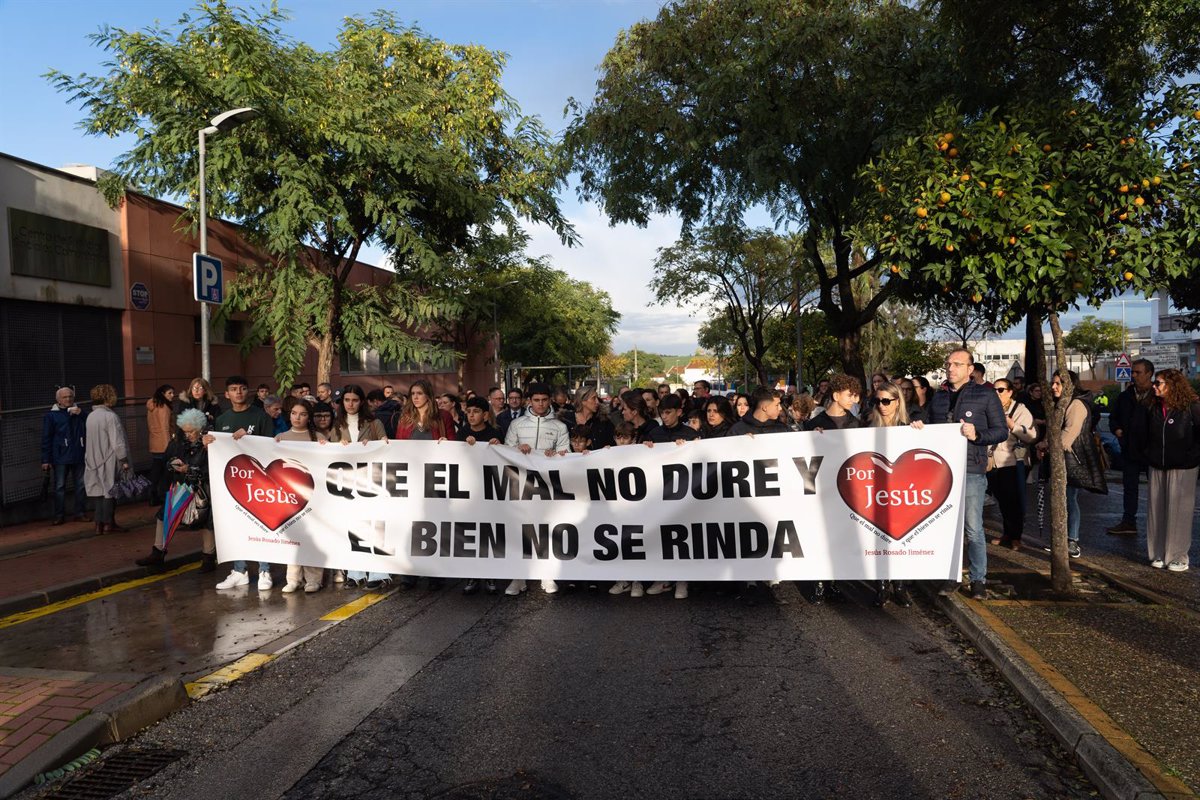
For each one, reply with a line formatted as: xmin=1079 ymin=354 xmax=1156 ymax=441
xmin=38 ymin=350 xmax=1198 ymax=607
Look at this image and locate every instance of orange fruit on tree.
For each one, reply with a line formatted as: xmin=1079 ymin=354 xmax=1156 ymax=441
xmin=916 ymin=206 xmax=928 ymax=218
xmin=948 ymin=148 xmax=958 ymax=158
xmin=918 ymin=223 xmax=927 ymax=231
xmin=883 ymin=214 xmax=892 ymax=221
xmin=994 ymin=189 xmax=1005 ymax=198
xmin=1042 ymin=144 xmax=1052 ymax=152
xmin=944 ymin=132 xmax=955 ymax=142
xmin=890 ymin=264 xmax=900 ymax=274
xmin=1142 ymin=178 xmax=1151 ymax=189
xmin=1152 ymin=176 xmax=1162 ymax=185
xmin=939 ymin=191 xmax=952 ymax=204
xmin=1118 ymin=212 xmax=1128 ymax=221
xmin=1123 ymin=271 xmax=1134 ymax=280
xmin=1008 ymin=236 xmax=1017 ymax=245
xmin=960 ymin=173 xmax=970 ymax=182
xmin=1119 ymin=184 xmax=1129 ymax=193
xmin=1108 ymin=248 xmax=1117 ymax=257
xmin=1193 ymin=110 xmax=1200 ymax=120
xmin=946 ymin=244 xmax=955 ymax=252
xmin=939 ymin=142 xmax=949 ymax=151
xmin=1134 ymin=196 xmax=1145 ymax=206
xmin=971 ymin=293 xmax=982 ymax=303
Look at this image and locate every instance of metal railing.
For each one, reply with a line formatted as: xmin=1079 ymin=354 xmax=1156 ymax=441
xmin=0 ymin=398 xmax=154 ymax=507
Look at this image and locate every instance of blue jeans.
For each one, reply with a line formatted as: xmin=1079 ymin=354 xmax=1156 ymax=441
xmin=53 ymin=462 xmax=86 ymax=519
xmin=963 ymin=473 xmax=988 ymax=583
xmin=1066 ymin=486 xmax=1080 ymax=543
xmin=347 ymin=570 xmax=390 ymax=582
xmin=234 ymin=561 xmax=270 ymax=573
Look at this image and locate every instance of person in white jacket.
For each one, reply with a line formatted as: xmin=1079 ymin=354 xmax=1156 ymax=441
xmin=83 ymin=384 xmax=129 ymax=535
xmin=502 ymin=383 xmax=569 ymax=596
xmin=988 ymin=378 xmax=1037 ymax=550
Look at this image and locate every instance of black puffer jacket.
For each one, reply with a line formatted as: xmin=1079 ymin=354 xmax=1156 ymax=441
xmin=1138 ymin=400 xmax=1200 ymax=470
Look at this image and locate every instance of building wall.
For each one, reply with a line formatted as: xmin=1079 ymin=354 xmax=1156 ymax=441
xmin=0 ymin=153 xmax=495 ymax=406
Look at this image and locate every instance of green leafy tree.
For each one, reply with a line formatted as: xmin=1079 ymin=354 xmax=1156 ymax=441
xmin=567 ymin=0 xmax=955 ymax=384
xmin=498 ymin=267 xmax=620 ymax=369
xmin=861 ymin=89 xmax=1200 ymax=591
xmin=652 ymin=226 xmax=801 ymax=386
xmin=1063 ymin=315 xmax=1127 ymax=376
xmin=697 ymin=311 xmax=839 ymax=390
xmin=888 ymin=338 xmax=946 ymax=380
xmin=619 ymin=350 xmax=666 ymax=384
xmin=48 ymin=4 xmax=572 ymax=387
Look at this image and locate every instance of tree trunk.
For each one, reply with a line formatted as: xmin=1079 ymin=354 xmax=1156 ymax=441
xmin=315 ymin=332 xmax=335 ymax=386
xmin=837 ymin=329 xmax=866 ymax=388
xmin=1046 ymin=311 xmax=1073 ymax=594
xmin=1024 ymin=313 xmax=1046 ymax=385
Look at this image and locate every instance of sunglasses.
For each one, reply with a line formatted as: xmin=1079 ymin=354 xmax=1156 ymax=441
xmin=995 ymin=387 xmax=1010 ymax=393
xmin=876 ymin=397 xmax=896 ymax=406
xmin=1151 ymin=379 xmax=1162 ymax=386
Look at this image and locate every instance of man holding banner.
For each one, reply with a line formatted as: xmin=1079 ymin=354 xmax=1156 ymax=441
xmin=930 ymin=348 xmax=1008 ymax=599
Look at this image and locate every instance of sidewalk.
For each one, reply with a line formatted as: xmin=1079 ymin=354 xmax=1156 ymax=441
xmin=969 ymin=516 xmax=1200 ymax=798
xmin=0 ymin=510 xmax=202 ymax=616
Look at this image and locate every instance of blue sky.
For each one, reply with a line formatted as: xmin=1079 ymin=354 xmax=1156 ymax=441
xmin=0 ymin=0 xmax=1158 ymax=355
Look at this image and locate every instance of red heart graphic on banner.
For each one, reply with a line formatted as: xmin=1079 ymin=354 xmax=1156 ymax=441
xmin=224 ymin=454 xmax=315 ymax=530
xmin=836 ymin=449 xmax=953 ymax=541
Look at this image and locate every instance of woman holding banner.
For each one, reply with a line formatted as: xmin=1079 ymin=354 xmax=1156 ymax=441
xmin=390 ymin=379 xmax=456 ymax=590
xmin=278 ymin=398 xmax=327 ymax=593
xmin=865 ymin=381 xmax=915 ymax=608
xmin=330 ymin=385 xmax=391 ymax=589
xmin=135 ymin=408 xmax=216 ymax=573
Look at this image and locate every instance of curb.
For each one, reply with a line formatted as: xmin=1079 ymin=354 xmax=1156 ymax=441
xmin=0 ymin=549 xmax=202 ymax=618
xmin=0 ymin=674 xmax=187 ymax=800
xmin=935 ymin=590 xmax=1168 ymax=800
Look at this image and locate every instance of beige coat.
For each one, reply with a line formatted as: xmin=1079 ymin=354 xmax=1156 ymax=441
xmin=991 ymin=401 xmax=1037 ymax=468
xmin=83 ymin=405 xmax=128 ymax=497
xmin=146 ymin=399 xmax=174 ymax=454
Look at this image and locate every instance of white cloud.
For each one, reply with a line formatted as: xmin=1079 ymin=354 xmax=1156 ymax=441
xmin=526 ymin=202 xmax=702 ymax=354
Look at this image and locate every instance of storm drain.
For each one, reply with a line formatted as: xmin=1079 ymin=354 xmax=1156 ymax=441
xmin=42 ymin=748 xmax=186 ymax=800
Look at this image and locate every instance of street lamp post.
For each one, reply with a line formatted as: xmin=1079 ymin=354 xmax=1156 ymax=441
xmin=198 ymin=107 xmax=259 ymax=382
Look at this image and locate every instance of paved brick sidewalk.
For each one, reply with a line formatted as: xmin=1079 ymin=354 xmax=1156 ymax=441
xmin=0 ymin=672 xmax=135 ymax=776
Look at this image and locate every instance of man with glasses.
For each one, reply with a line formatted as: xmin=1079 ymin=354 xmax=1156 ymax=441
xmin=931 ymin=349 xmax=1008 ymax=599
xmin=1107 ymin=358 xmax=1155 ymax=535
xmin=41 ymin=386 xmax=88 ymax=525
xmin=498 ymin=388 xmax=525 ymax=435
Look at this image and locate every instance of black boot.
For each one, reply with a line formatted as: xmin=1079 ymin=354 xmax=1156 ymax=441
xmin=873 ymin=581 xmax=890 ymax=608
xmin=893 ymin=582 xmax=913 ymax=608
xmin=485 ymin=579 xmax=498 ymax=595
xmin=199 ymin=552 xmax=217 ymax=574
xmin=810 ymin=581 xmax=826 ymax=605
xmin=136 ymin=547 xmax=165 ymax=568
xmin=462 ymin=579 xmax=480 ymax=595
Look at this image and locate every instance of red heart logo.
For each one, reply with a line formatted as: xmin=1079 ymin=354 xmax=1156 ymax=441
xmin=836 ymin=449 xmax=953 ymax=541
xmin=224 ymin=454 xmax=314 ymax=530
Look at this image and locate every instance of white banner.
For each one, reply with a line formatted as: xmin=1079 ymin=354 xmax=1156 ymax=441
xmin=208 ymin=426 xmax=966 ymax=581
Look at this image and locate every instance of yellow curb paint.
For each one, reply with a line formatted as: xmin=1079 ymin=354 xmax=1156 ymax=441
xmin=968 ymin=598 xmax=1196 ymax=798
xmin=185 ymin=590 xmax=392 ymax=700
xmin=0 ymin=563 xmax=200 ymax=630
xmin=320 ymin=591 xmax=390 ymax=621
xmin=186 ymin=653 xmax=275 ymax=700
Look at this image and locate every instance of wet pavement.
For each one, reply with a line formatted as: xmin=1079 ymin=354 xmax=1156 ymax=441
xmin=0 ymin=567 xmax=355 ymax=682
xmin=117 ymin=584 xmax=1096 ymax=800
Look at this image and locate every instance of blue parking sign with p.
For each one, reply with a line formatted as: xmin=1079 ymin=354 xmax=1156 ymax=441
xmin=193 ymin=253 xmax=223 ymax=304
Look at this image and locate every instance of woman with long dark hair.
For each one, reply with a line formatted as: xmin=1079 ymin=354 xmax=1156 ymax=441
xmin=392 ymin=379 xmax=455 ymax=589
xmin=329 ymin=385 xmax=388 ymax=588
xmin=701 ymin=396 xmax=736 ymax=439
xmin=146 ymin=384 xmax=176 ymax=505
xmin=278 ymin=398 xmax=326 ymax=593
xmin=1139 ymin=369 xmax=1199 ymax=571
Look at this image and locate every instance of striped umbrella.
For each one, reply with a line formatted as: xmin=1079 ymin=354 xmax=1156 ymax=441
xmin=162 ymin=482 xmax=196 ymax=550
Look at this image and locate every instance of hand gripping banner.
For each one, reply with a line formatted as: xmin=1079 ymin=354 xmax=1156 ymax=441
xmin=208 ymin=426 xmax=967 ymax=582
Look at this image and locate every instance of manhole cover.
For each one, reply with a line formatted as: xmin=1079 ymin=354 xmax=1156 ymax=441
xmin=43 ymin=748 xmax=186 ymax=800
xmin=431 ymin=771 xmax=574 ymax=800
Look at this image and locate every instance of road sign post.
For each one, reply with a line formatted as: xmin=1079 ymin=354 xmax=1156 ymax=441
xmin=193 ymin=254 xmax=224 ymax=304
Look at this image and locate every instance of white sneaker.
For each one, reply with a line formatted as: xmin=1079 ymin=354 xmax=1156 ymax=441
xmin=674 ymin=581 xmax=689 ymax=600
xmin=281 ymin=581 xmax=302 ymax=594
xmin=645 ymin=581 xmax=672 ymax=595
xmin=1167 ymin=561 xmax=1189 ymax=572
xmin=332 ymin=570 xmax=345 ymax=583
xmin=215 ymin=570 xmax=249 ymax=589
xmin=258 ymin=570 xmax=273 ymax=591
xmin=505 ymin=579 xmax=527 ymax=596
xmin=541 ymin=580 xmax=558 ymax=594
xmin=608 ymin=581 xmax=631 ymax=595
xmin=304 ymin=582 xmax=322 ymax=593
xmin=1150 ymin=559 xmax=1165 ymax=569
xmin=630 ymin=581 xmax=644 ymax=598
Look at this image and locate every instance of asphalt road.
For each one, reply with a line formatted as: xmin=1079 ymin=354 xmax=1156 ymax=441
xmin=105 ymin=580 xmax=1094 ymax=800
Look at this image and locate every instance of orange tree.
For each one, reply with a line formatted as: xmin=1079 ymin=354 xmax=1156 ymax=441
xmin=860 ymin=86 xmax=1200 ymax=590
